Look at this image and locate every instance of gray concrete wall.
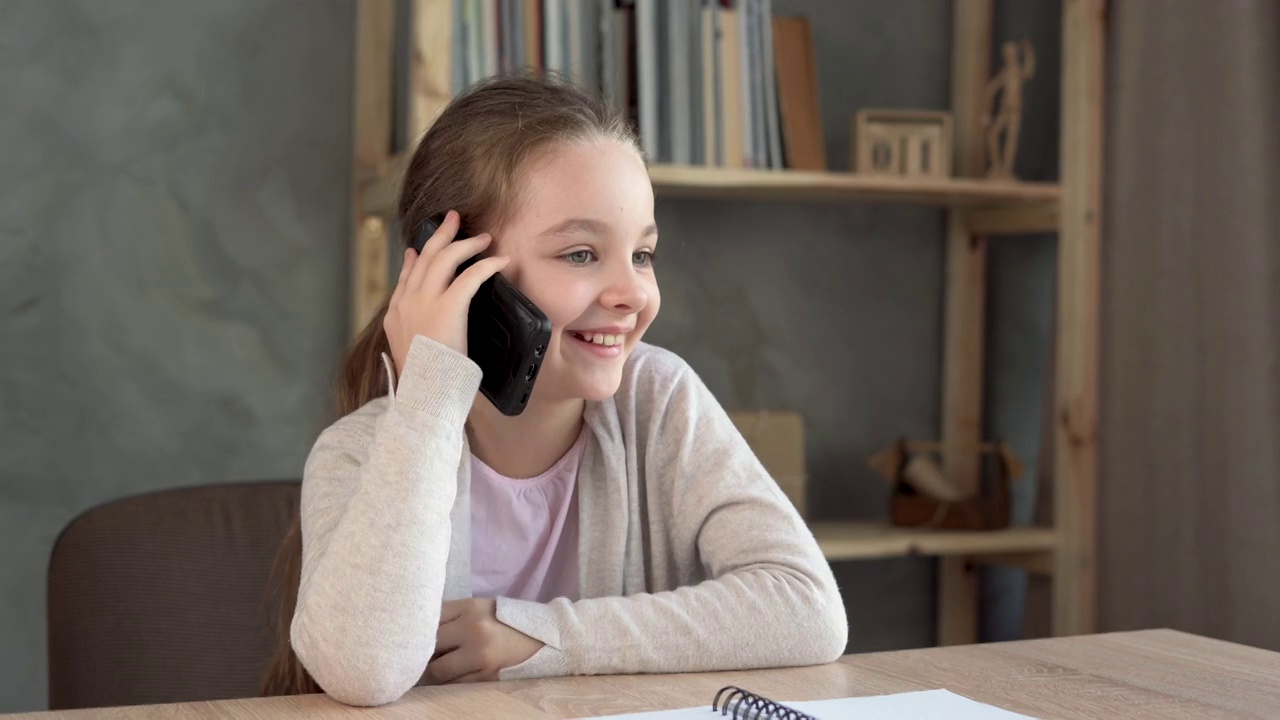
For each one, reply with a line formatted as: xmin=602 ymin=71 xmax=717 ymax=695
xmin=0 ymin=0 xmax=1058 ymax=711
xmin=0 ymin=1 xmax=355 ymax=712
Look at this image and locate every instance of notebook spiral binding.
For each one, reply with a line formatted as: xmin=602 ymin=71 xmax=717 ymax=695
xmin=712 ymin=686 xmax=817 ymax=720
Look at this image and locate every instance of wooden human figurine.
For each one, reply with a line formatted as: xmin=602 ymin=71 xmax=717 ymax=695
xmin=982 ymin=39 xmax=1035 ymax=179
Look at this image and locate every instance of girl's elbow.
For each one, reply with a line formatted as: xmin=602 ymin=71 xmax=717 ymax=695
xmin=769 ymin=571 xmax=849 ymax=665
xmin=810 ymin=583 xmax=849 ymax=663
xmin=291 ymin=616 xmax=424 ymax=707
xmin=816 ymin=605 xmax=848 ymax=663
xmin=313 ymin=668 xmax=415 ymax=708
xmin=323 ymin=675 xmax=416 ymax=708
xmin=775 ymin=589 xmax=847 ymax=667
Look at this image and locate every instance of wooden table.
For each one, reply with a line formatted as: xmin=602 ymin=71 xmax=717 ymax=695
xmin=14 ymin=630 xmax=1280 ymax=718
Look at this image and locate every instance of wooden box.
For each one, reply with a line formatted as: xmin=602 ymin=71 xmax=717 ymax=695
xmin=730 ymin=411 xmax=807 ymax=519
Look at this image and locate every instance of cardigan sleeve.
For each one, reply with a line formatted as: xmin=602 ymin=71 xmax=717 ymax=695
xmin=290 ymin=335 xmax=480 ymax=705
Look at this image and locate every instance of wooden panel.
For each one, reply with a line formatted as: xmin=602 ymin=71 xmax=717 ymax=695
xmin=840 ymin=630 xmax=1280 ymax=719
xmin=353 ymin=0 xmax=394 ymax=185
xmin=349 ymin=0 xmax=396 ymax=338
xmin=940 ymin=222 xmax=988 ymax=500
xmin=19 ymin=631 xmax=1280 ymax=718
xmin=1053 ymin=0 xmax=1105 ymax=637
xmin=409 ymin=0 xmax=454 ymax=143
xmin=1097 ymin=0 xmax=1280 ymax=651
xmin=939 ymin=0 xmax=993 ymax=647
xmin=353 ymin=216 xmax=391 ymax=336
xmin=811 ymin=521 xmax=1057 ymax=561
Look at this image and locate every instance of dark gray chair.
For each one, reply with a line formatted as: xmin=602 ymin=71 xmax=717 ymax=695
xmin=46 ymin=481 xmax=300 ymax=710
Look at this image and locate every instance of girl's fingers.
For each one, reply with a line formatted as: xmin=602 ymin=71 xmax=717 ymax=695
xmin=447 ymin=255 xmax=511 ymax=304
xmin=408 ymin=210 xmax=461 ymax=290
xmin=425 ymin=646 xmax=482 ymax=685
xmin=415 ymin=210 xmax=462 ymax=269
xmin=421 ymin=234 xmax=493 ymax=295
xmin=433 ymin=617 xmax=463 ymax=656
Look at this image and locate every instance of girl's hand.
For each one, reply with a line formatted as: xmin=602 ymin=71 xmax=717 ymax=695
xmin=383 ymin=210 xmax=510 ymax=379
xmin=426 ymin=598 xmax=544 ymax=684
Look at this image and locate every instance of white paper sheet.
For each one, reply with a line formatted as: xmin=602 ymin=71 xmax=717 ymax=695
xmin=576 ymin=688 xmax=1038 ymax=719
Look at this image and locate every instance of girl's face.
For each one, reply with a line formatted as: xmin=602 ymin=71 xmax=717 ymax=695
xmin=489 ymin=138 xmax=660 ymax=403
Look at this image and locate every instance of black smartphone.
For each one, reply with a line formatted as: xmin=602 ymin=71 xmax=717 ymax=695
xmin=411 ymin=215 xmax=551 ymax=416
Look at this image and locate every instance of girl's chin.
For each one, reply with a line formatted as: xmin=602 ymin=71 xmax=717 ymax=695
xmin=530 ymin=375 xmax=622 ymax=404
xmin=575 ymin=385 xmax=621 ymax=402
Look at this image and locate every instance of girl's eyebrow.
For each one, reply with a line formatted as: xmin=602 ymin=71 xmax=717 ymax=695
xmin=537 ymin=217 xmax=608 ymax=239
xmin=536 ymin=217 xmax=659 ymax=241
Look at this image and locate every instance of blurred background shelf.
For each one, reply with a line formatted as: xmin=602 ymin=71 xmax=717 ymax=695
xmin=811 ymin=521 xmax=1057 ymax=564
xmin=361 ymin=156 xmax=1059 ymax=217
xmin=648 ymin=164 xmax=1060 ymax=209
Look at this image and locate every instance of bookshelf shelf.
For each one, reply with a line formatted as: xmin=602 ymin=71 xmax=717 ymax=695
xmin=648 ymin=164 xmax=1060 ymax=210
xmin=360 ymin=158 xmax=1060 ymax=227
xmin=811 ymin=521 xmax=1057 ymax=564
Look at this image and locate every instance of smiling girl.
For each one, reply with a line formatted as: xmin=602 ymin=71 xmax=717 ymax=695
xmin=261 ymin=74 xmax=846 ymax=707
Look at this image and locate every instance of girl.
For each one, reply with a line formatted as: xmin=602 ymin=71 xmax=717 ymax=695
xmin=261 ymin=74 xmax=846 ymax=707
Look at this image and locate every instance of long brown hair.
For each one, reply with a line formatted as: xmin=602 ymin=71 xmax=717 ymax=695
xmin=259 ymin=72 xmax=639 ymax=697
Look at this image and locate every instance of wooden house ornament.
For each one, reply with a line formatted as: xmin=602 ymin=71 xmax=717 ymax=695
xmin=853 ymin=110 xmax=954 ymax=179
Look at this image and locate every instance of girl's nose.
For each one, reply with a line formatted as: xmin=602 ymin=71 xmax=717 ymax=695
xmin=600 ymin=266 xmax=649 ymax=314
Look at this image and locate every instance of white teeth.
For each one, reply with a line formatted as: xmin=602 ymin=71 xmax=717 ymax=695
xmin=576 ymin=332 xmax=625 ymax=346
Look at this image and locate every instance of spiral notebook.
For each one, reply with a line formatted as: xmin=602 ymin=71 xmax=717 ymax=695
xmin=578 ymin=686 xmax=1036 ymax=720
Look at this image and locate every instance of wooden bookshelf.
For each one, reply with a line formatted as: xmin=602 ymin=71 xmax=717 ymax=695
xmin=349 ymin=0 xmax=1103 ymax=646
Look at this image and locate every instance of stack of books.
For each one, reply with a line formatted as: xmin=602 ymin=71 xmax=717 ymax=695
xmin=450 ymin=0 xmax=826 ymax=170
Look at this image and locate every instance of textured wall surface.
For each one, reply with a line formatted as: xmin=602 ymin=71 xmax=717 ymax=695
xmin=0 ymin=1 xmax=355 ymax=711
xmin=0 ymin=0 xmax=1057 ymax=712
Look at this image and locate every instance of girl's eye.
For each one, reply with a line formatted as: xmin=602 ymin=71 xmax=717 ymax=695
xmin=564 ymin=250 xmax=595 ymax=265
xmin=633 ymin=250 xmax=656 ymax=267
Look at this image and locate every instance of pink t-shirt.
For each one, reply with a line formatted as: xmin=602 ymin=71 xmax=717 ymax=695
xmin=469 ymin=429 xmax=583 ymax=603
